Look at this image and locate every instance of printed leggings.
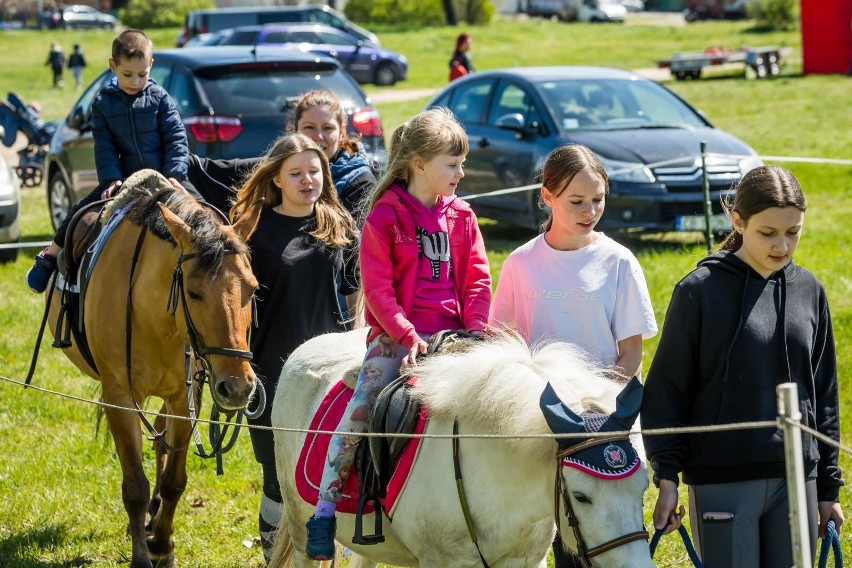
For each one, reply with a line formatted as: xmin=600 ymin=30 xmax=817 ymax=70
xmin=318 ymin=334 xmax=414 ymax=503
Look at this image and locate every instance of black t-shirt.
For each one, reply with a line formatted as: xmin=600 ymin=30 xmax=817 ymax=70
xmin=249 ymin=208 xmax=356 ymax=388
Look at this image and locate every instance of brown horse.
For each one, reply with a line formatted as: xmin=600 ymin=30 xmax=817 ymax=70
xmin=47 ymin=170 xmax=262 ymax=568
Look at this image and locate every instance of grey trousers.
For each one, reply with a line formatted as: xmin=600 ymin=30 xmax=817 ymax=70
xmin=689 ymin=478 xmax=817 ymax=568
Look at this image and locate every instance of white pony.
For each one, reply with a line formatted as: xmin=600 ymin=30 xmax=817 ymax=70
xmin=270 ymin=328 xmax=655 ymax=568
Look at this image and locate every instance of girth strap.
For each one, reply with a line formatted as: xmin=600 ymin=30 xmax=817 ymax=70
xmin=453 ymin=420 xmax=491 ymax=568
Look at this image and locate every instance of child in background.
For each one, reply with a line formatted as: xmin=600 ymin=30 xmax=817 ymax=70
xmin=642 ymin=165 xmax=844 ymax=567
xmin=229 ymin=133 xmax=358 ymax=564
xmin=449 ymin=32 xmax=474 ymax=81
xmin=489 ymin=143 xmax=657 ymax=567
xmin=305 ymin=108 xmax=492 ymax=560
xmin=26 ymin=28 xmax=197 ymax=293
xmin=68 ymin=43 xmax=87 ymax=89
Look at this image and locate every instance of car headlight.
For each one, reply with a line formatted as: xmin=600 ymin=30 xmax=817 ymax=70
xmin=599 ymin=157 xmax=656 ymax=183
xmin=738 ymin=155 xmax=764 ymax=176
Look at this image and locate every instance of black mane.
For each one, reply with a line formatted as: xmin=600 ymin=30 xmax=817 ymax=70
xmin=125 ymin=189 xmax=248 ymax=275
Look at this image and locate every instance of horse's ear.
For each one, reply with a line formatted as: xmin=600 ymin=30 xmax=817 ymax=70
xmin=158 ymin=202 xmax=193 ymax=251
xmin=612 ymin=376 xmax=643 ymax=429
xmin=540 ymin=382 xmax=585 ymax=436
xmin=232 ymin=198 xmax=264 ymax=242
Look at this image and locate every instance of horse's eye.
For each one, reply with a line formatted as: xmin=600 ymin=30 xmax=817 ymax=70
xmin=572 ymin=491 xmax=592 ymax=505
xmin=187 ymin=291 xmax=202 ymax=301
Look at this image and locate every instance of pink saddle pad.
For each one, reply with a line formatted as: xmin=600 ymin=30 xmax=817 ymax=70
xmin=295 ymin=380 xmax=427 ymax=517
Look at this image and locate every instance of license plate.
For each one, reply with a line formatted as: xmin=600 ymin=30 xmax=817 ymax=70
xmin=675 ymin=214 xmax=732 ymax=232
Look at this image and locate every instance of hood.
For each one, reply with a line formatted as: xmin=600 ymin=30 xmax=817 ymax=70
xmin=696 ymin=249 xmax=799 ymax=281
xmin=561 ymin=127 xmax=756 ymax=167
xmin=387 ymin=183 xmax=457 ymax=216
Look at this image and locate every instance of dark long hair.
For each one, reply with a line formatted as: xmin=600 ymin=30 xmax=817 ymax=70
xmin=719 ymin=165 xmax=807 ymax=252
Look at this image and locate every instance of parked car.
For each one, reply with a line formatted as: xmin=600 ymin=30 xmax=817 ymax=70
xmin=45 ymin=46 xmax=385 ymax=229
xmin=620 ymin=0 xmax=645 ymax=12
xmin=211 ymin=24 xmax=407 ymax=86
xmin=176 ymin=5 xmax=379 ymax=48
xmin=425 ymin=66 xmax=762 ymax=232
xmin=522 ymin=0 xmax=626 ymax=21
xmin=0 ymin=130 xmax=21 ymax=263
xmin=61 ymin=4 xmax=116 ymax=30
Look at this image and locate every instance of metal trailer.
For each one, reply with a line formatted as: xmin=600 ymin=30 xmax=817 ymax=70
xmin=657 ymin=46 xmax=786 ymax=80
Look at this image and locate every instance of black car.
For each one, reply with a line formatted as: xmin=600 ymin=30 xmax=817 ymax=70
xmin=426 ymin=66 xmax=763 ymax=232
xmin=45 ymin=47 xmax=385 ymax=229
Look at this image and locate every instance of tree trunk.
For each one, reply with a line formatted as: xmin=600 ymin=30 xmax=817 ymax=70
xmin=443 ymin=0 xmax=458 ymax=25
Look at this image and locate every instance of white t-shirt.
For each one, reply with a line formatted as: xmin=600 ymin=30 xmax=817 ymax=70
xmin=489 ymin=233 xmax=657 ymax=366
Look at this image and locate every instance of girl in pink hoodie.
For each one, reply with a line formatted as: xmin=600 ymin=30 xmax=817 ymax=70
xmin=306 ymin=108 xmax=492 ymax=559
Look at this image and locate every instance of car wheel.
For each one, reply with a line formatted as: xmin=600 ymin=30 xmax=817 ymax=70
xmin=374 ymin=62 xmax=397 ymax=87
xmin=48 ymin=170 xmax=72 ymax=232
xmin=0 ymin=240 xmax=18 ymax=263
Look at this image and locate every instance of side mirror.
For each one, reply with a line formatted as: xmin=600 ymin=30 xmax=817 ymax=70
xmin=67 ymin=107 xmax=88 ymax=130
xmin=495 ymin=113 xmax=525 ymax=132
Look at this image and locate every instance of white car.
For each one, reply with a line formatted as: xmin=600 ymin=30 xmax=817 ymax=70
xmin=0 ymin=127 xmax=21 ymax=263
xmin=577 ymin=0 xmax=628 ymax=21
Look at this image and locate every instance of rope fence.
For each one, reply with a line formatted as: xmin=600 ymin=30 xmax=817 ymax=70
xmin=0 ymin=151 xmax=849 ymax=252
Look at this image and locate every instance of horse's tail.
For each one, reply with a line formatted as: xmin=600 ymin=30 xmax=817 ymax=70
xmin=267 ymin=524 xmax=343 ymax=568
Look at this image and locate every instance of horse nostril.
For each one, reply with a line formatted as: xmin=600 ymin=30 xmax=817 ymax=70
xmin=216 ymin=380 xmax=235 ymax=401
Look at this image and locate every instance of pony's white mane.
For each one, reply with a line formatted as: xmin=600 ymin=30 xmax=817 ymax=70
xmin=407 ymin=331 xmax=623 ymax=459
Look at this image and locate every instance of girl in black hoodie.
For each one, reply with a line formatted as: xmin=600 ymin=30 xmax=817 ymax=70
xmin=641 ymin=166 xmax=843 ymax=567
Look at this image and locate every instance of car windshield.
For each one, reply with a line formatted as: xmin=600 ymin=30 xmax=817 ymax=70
xmin=536 ymin=78 xmax=708 ymax=132
xmin=194 ymin=66 xmax=366 ymax=117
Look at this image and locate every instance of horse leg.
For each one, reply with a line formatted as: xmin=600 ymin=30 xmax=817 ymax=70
xmin=103 ymin=399 xmax=153 ymax=568
xmin=146 ymin=405 xmax=190 ymax=567
xmin=146 ymin=411 xmax=168 ymax=535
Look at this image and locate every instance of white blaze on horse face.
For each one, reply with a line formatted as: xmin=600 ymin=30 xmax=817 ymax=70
xmin=560 ymin=462 xmax=655 ymax=568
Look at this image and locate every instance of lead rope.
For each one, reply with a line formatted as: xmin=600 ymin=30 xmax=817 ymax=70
xmin=452 ymin=420 xmax=490 ymax=568
xmin=818 ymin=519 xmax=843 ymax=568
xmin=649 ymin=522 xmax=703 ymax=567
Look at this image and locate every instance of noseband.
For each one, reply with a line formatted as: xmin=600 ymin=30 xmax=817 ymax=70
xmin=554 ymin=436 xmax=649 ymax=568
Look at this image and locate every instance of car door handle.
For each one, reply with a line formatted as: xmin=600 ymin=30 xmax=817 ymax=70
xmin=477 ymin=138 xmax=489 ymax=148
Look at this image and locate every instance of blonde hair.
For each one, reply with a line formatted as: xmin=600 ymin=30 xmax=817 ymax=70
xmin=362 ymin=108 xmax=468 ymax=216
xmin=230 ymin=133 xmax=356 ymax=247
xmin=290 ymin=89 xmax=360 ymax=155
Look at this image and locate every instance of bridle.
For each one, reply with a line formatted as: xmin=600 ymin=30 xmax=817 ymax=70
xmin=554 ymin=435 xmax=649 ymax=568
xmin=125 ymin=226 xmax=262 ymax=464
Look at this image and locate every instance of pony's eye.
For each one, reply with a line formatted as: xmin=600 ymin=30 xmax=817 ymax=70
xmin=187 ymin=291 xmax=202 ymax=301
xmin=572 ymin=491 xmax=592 ymax=505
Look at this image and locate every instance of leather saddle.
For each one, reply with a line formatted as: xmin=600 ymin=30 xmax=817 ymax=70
xmin=52 ymin=199 xmax=109 ymax=373
xmin=352 ymin=329 xmax=483 ymax=545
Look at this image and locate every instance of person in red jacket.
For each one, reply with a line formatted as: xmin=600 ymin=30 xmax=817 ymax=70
xmin=305 ymin=108 xmax=492 ymax=560
xmin=449 ymin=32 xmax=475 ymax=81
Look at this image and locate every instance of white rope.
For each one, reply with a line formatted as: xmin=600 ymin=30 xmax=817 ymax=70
xmin=2 ymin=372 xmax=847 ymax=452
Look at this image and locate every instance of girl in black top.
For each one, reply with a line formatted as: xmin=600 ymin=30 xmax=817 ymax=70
xmin=642 ymin=166 xmax=844 ymax=567
xmin=229 ymin=133 xmax=358 ymax=563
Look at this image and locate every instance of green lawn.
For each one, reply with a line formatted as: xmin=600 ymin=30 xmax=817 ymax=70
xmin=0 ymin=17 xmax=849 ymax=567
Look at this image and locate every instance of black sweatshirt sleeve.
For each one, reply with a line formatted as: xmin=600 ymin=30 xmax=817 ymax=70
xmin=813 ymin=295 xmax=843 ymax=502
xmin=641 ymin=281 xmax=701 ymax=486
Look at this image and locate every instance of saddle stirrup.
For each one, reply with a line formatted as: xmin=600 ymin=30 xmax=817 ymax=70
xmin=351 ymin=493 xmax=385 ymax=545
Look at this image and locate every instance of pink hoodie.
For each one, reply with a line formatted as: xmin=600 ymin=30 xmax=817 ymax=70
xmin=360 ymin=184 xmax=491 ymax=350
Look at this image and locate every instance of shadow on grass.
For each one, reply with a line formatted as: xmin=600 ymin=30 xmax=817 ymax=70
xmin=0 ymin=525 xmax=92 ymax=567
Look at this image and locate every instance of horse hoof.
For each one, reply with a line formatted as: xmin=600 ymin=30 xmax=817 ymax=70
xmin=152 ymin=557 xmax=175 ymax=568
xmin=148 ymin=537 xmax=175 ymax=568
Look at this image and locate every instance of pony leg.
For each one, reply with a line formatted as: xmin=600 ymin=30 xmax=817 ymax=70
xmin=147 ymin=411 xmax=168 ymax=532
xmin=103 ymin=398 xmax=153 ymax=568
xmin=146 ymin=402 xmax=191 ymax=567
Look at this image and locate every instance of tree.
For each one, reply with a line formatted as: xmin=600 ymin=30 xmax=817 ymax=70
xmin=443 ymin=0 xmax=458 ymax=25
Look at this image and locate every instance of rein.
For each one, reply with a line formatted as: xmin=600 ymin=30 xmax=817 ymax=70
xmin=554 ymin=436 xmax=649 ymax=568
xmin=124 ymin=224 xmax=257 ymax=470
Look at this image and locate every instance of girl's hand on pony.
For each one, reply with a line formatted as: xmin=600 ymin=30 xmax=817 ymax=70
xmin=101 ymin=180 xmax=122 ymax=199
xmin=168 ymin=177 xmax=186 ymax=192
xmin=818 ymin=501 xmax=844 ymax=537
xmin=653 ymin=479 xmax=684 ymax=534
xmin=403 ymin=339 xmax=428 ymax=367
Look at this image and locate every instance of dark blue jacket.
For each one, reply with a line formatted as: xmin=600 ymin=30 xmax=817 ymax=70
xmin=92 ymin=78 xmax=189 ymax=187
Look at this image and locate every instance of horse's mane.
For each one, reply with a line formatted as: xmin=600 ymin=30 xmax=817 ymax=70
xmin=407 ymin=331 xmax=623 ymax=459
xmin=124 ymin=188 xmax=248 ymax=276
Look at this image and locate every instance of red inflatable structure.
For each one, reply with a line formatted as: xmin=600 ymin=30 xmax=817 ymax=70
xmin=801 ymin=0 xmax=852 ymax=74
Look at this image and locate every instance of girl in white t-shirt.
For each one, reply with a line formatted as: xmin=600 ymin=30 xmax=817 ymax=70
xmin=489 ymin=143 xmax=657 ymax=566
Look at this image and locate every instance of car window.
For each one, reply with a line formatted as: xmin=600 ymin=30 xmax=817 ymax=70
xmin=486 ymin=81 xmax=541 ymax=132
xmin=290 ymin=31 xmax=321 ymax=43
xmin=72 ymin=70 xmax=111 ymax=126
xmin=317 ymin=32 xmax=352 ymax=47
xmin=263 ymin=31 xmax=290 ymax=44
xmin=168 ymin=69 xmax=202 ymax=115
xmin=150 ymin=63 xmax=172 ymax=88
xmin=447 ymin=80 xmax=493 ymax=125
xmin=195 ymin=67 xmax=366 ymax=118
xmin=258 ymin=12 xmax=299 ymax=24
xmin=310 ymin=10 xmax=341 ymax=26
xmin=223 ymin=30 xmax=260 ymax=45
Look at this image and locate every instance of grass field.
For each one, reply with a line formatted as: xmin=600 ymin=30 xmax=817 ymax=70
xmin=0 ymin=16 xmax=850 ymax=567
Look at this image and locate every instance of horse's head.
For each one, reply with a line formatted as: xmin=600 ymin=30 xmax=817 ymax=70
xmin=157 ymin=198 xmax=263 ymax=411
xmin=542 ymin=377 xmax=655 ymax=568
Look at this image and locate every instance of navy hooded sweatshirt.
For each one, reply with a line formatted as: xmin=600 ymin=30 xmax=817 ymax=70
xmin=641 ymin=251 xmax=842 ymax=502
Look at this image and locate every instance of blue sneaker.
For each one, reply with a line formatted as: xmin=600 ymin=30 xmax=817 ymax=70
xmin=305 ymin=515 xmax=336 ymax=560
xmin=25 ymin=250 xmax=57 ymax=293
